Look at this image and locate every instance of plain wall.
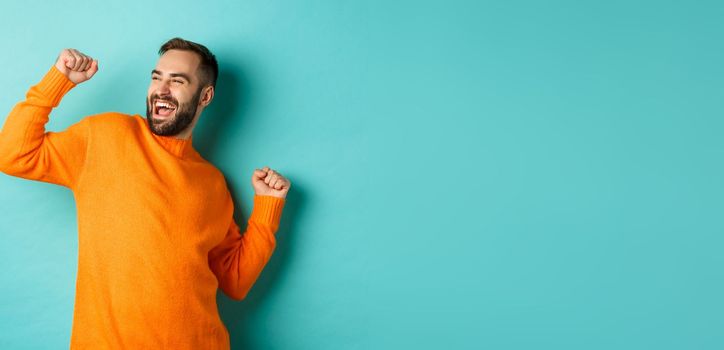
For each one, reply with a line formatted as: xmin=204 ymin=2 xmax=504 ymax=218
xmin=1 ymin=0 xmax=724 ymax=349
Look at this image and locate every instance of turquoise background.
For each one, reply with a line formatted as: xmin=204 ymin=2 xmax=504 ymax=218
xmin=1 ymin=0 xmax=724 ymax=349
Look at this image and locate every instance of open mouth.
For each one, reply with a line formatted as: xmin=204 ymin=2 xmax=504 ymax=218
xmin=153 ymin=100 xmax=177 ymax=118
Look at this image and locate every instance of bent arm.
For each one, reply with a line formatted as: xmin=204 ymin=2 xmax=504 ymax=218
xmin=0 ymin=66 xmax=88 ymax=188
xmin=208 ymin=195 xmax=286 ymax=301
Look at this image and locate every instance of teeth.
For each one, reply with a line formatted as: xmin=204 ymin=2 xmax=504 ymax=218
xmin=155 ymin=101 xmax=175 ymax=109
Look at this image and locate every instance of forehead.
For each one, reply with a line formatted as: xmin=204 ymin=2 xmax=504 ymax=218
xmin=154 ymin=50 xmax=201 ymax=77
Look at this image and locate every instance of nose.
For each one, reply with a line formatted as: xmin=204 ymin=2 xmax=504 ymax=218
xmin=157 ymin=80 xmax=171 ymax=94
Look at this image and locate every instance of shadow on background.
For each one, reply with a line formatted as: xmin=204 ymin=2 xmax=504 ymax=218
xmin=196 ymin=59 xmax=305 ymax=349
xmin=193 ymin=59 xmax=243 ymax=157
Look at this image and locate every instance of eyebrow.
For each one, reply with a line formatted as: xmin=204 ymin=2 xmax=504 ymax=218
xmin=151 ymin=69 xmax=192 ymax=83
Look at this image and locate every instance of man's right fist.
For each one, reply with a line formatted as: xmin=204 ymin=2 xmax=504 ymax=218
xmin=55 ymin=48 xmax=98 ymax=84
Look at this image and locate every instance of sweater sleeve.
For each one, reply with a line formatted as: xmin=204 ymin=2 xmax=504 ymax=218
xmin=0 ymin=65 xmax=89 ymax=189
xmin=208 ymin=194 xmax=286 ymax=301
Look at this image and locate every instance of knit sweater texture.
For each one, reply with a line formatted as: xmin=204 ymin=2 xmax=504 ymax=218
xmin=0 ymin=66 xmax=285 ymax=349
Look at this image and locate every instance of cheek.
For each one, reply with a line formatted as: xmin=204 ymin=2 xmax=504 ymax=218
xmin=175 ymin=91 xmax=193 ymax=104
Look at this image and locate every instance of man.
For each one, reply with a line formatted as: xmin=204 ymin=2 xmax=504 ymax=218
xmin=0 ymin=38 xmax=291 ymax=349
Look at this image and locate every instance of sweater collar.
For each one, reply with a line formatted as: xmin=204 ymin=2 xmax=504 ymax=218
xmin=141 ymin=116 xmax=195 ymax=158
xmin=151 ymin=132 xmax=194 ymax=158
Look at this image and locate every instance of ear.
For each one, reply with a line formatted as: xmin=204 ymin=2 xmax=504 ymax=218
xmin=200 ymin=85 xmax=214 ymax=107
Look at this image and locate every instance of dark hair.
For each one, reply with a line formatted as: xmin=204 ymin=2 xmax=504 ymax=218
xmin=158 ymin=37 xmax=218 ymax=88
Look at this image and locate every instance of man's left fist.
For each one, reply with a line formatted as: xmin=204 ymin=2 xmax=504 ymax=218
xmin=252 ymin=166 xmax=291 ymax=199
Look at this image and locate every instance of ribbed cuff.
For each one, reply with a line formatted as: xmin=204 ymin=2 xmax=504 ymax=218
xmin=249 ymin=195 xmax=286 ymax=226
xmin=37 ymin=65 xmax=77 ymax=107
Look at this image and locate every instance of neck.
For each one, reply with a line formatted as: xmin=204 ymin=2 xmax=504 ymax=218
xmin=175 ymin=128 xmax=193 ymax=140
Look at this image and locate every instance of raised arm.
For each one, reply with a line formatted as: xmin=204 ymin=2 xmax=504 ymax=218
xmin=209 ymin=195 xmax=286 ymax=300
xmin=208 ymin=167 xmax=291 ymax=300
xmin=0 ymin=49 xmax=98 ymax=188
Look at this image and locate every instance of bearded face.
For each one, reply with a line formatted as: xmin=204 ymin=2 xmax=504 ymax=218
xmin=146 ymin=49 xmax=208 ymax=137
xmin=146 ymin=87 xmax=202 ymax=136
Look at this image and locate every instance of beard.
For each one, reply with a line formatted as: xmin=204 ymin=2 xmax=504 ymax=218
xmin=145 ymin=88 xmax=202 ymax=136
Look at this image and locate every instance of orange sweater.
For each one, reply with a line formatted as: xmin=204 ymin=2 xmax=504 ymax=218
xmin=0 ymin=66 xmax=285 ymax=349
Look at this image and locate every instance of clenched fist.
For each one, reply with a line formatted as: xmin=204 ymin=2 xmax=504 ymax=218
xmin=55 ymin=48 xmax=98 ymax=84
xmin=252 ymin=166 xmax=291 ymax=199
